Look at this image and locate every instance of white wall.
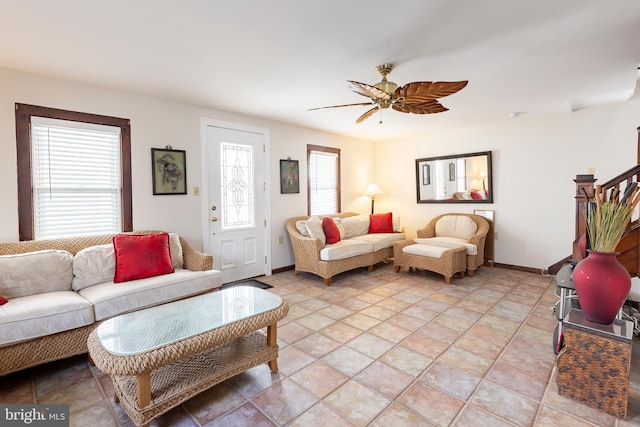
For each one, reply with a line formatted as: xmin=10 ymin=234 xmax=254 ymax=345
xmin=2 ymin=66 xmax=638 ymax=272
xmin=375 ymin=95 xmax=640 ymax=270
xmin=0 ymin=68 xmax=375 ymax=270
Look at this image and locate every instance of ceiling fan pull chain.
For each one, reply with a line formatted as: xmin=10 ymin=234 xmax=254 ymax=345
xmin=379 ymin=108 xmax=383 ymax=124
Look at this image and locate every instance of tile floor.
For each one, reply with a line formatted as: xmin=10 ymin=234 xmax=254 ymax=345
xmin=2 ymin=264 xmax=640 ymax=426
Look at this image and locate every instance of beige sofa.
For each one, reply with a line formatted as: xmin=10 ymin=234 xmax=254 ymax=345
xmin=286 ymin=212 xmax=405 ymax=285
xmin=0 ymin=231 xmax=222 ymax=376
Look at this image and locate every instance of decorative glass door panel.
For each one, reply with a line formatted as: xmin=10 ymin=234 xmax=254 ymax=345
xmin=220 ymin=142 xmax=254 ymax=230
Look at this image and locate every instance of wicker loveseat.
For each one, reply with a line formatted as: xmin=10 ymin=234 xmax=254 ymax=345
xmin=286 ymin=212 xmax=405 ymax=285
xmin=0 ymin=231 xmax=222 ymax=376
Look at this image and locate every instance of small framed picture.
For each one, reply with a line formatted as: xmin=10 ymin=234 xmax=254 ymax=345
xmin=422 ymin=164 xmax=431 ymax=185
xmin=280 ymin=159 xmax=299 ymax=194
xmin=152 ymin=148 xmax=187 ymax=195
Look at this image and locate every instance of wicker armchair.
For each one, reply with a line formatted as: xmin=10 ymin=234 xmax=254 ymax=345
xmin=416 ymin=213 xmax=489 ymax=276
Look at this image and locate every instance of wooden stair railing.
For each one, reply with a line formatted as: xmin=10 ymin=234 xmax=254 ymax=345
xmin=571 ymin=164 xmax=640 ymax=277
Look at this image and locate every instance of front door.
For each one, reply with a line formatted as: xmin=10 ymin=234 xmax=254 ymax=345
xmin=203 ymin=121 xmax=269 ymax=283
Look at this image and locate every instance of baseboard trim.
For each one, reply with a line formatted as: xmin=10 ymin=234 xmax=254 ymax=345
xmin=272 ymin=265 xmax=295 ymax=275
xmin=274 ymin=263 xmax=549 ymax=276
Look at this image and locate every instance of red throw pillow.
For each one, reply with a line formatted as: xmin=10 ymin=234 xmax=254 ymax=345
xmin=369 ymin=212 xmax=393 ymax=233
xmin=322 ymin=217 xmax=341 ymax=244
xmin=113 ymin=233 xmax=174 ymax=283
xmin=470 ymin=191 xmax=484 ymax=200
xmin=0 ymin=296 xmax=7 ymax=306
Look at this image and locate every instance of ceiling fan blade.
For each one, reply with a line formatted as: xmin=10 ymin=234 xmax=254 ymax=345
xmin=348 ymin=81 xmax=391 ymax=101
xmin=394 ymin=81 xmax=468 ymax=103
xmin=356 ymin=106 xmax=379 ymax=124
xmin=392 ymin=99 xmax=448 ymax=114
xmin=308 ymin=102 xmax=374 ymax=111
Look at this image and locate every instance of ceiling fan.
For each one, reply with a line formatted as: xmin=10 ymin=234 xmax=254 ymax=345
xmin=309 ymin=63 xmax=468 ymax=124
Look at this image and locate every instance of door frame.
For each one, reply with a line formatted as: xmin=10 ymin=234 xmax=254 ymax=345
xmin=199 ymin=117 xmax=271 ymax=278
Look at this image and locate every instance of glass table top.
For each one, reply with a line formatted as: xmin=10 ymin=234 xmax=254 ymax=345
xmin=95 ymin=286 xmax=283 ymax=355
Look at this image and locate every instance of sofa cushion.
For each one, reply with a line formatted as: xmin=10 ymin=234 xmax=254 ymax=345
xmin=79 ymin=269 xmax=223 ymax=321
xmin=435 ymin=216 xmax=478 ymax=240
xmin=402 ymin=244 xmax=450 ymax=259
xmin=369 ymin=212 xmax=393 ymax=233
xmin=0 ymin=250 xmax=73 ymax=298
xmin=0 ymin=291 xmax=94 ymax=346
xmin=333 ymin=218 xmax=346 ymax=239
xmin=415 ymin=237 xmax=478 ymax=256
xmin=305 ymin=216 xmax=326 ymax=245
xmin=295 ymin=220 xmax=310 ymax=236
xmin=168 ymin=233 xmax=184 ymax=269
xmin=113 ymin=233 xmax=174 ymax=283
xmin=320 ymin=239 xmax=373 ymax=261
xmin=341 ymin=214 xmax=370 ymax=239
xmin=72 ymin=244 xmax=115 ymax=291
xmin=322 ymin=217 xmax=341 ymax=244
xmin=351 ymin=233 xmax=405 ymax=252
xmin=72 ymin=233 xmax=184 ymax=291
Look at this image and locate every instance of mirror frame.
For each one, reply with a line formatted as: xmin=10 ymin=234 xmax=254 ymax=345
xmin=415 ymin=151 xmax=493 ymax=203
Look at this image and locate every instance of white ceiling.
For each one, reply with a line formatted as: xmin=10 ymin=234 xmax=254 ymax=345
xmin=1 ymin=1 xmax=639 ymax=141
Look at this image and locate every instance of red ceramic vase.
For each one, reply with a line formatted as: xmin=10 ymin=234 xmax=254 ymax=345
xmin=572 ymin=250 xmax=631 ymax=324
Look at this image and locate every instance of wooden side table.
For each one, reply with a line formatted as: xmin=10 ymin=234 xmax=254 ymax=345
xmin=556 ymin=309 xmax=633 ymax=419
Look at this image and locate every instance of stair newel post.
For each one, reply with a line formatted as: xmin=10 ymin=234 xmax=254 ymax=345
xmin=574 ymin=174 xmax=596 ymax=261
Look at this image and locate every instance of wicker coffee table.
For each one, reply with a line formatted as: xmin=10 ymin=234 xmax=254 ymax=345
xmin=87 ymin=286 xmax=288 ymax=427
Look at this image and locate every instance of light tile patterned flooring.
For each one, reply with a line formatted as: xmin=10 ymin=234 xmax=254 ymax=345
xmin=2 ymin=264 xmax=640 ymax=426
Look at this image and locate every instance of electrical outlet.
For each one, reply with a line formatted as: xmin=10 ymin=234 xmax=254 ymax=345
xmin=193 ymin=186 xmax=199 ymax=196
xmin=494 ymin=231 xmax=499 ymax=240
xmin=278 ymin=235 xmax=283 ymax=244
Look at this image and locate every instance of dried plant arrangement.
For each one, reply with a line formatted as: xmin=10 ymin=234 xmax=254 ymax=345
xmin=585 ymin=183 xmax=640 ymax=253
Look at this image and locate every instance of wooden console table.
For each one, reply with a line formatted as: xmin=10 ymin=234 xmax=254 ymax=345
xmin=556 ymin=309 xmax=633 ymax=419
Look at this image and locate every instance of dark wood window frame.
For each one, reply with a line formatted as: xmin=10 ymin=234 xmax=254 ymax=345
xmin=15 ymin=103 xmax=133 ymax=241
xmin=307 ymin=144 xmax=341 ymax=215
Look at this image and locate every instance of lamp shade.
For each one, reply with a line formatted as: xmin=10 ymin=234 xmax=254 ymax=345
xmin=365 ymin=183 xmax=383 ymax=197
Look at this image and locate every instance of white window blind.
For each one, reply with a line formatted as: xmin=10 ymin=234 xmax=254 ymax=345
xmin=309 ymin=150 xmax=339 ymax=215
xmin=31 ymin=117 xmax=122 ymax=239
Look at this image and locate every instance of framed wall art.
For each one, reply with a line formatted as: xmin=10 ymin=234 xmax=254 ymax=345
xmin=152 ymin=147 xmax=187 ymax=195
xmin=280 ymin=159 xmax=299 ymax=194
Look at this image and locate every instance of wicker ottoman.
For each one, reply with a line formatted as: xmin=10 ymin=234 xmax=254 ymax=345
xmin=87 ymin=287 xmax=289 ymax=427
xmin=393 ymin=239 xmax=467 ymax=284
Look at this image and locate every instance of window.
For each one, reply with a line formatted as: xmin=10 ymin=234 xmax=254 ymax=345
xmin=16 ymin=104 xmax=132 ymax=240
xmin=307 ymin=145 xmax=340 ymax=215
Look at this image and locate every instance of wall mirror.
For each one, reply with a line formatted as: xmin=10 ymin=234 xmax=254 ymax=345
xmin=416 ymin=151 xmax=493 ymax=203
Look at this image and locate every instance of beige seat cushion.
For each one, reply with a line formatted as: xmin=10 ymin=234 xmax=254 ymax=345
xmin=402 ymin=244 xmax=450 ymax=259
xmin=78 ymin=269 xmax=223 ymax=321
xmin=0 ymin=291 xmax=94 ymax=346
xmin=435 ymin=216 xmax=478 ymax=240
xmin=415 ymin=237 xmax=477 ymax=256
xmin=351 ymin=233 xmax=405 ymax=252
xmin=320 ymin=239 xmax=372 ymax=261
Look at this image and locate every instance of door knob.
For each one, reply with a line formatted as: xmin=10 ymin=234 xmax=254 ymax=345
xmin=211 ymin=216 xmax=218 ymax=222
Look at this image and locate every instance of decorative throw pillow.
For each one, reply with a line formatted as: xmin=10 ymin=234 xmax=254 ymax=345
xmin=305 ymin=216 xmax=326 ymax=245
xmin=0 ymin=296 xmax=7 ymax=306
xmin=369 ymin=212 xmax=393 ymax=233
xmin=72 ymin=244 xmax=115 ymax=291
xmin=113 ymin=233 xmax=174 ymax=283
xmin=322 ymin=217 xmax=341 ymax=244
